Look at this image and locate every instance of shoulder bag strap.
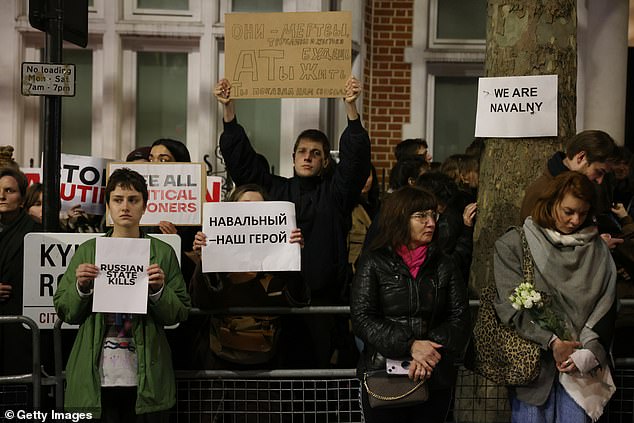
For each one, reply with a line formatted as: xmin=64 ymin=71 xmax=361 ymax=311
xmin=515 ymin=227 xmax=535 ymax=284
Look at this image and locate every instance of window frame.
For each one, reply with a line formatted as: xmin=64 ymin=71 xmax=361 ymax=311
xmin=428 ymin=0 xmax=486 ymax=50
xmin=120 ymin=36 xmax=200 ymax=161
xmin=123 ymin=0 xmax=202 ymax=22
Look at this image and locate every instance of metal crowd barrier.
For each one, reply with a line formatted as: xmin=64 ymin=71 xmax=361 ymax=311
xmin=0 ymin=316 xmax=41 ymax=409
xmin=31 ymin=299 xmax=634 ymax=421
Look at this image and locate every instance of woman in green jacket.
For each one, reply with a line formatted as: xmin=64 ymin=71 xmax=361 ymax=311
xmin=54 ymin=168 xmax=191 ymax=421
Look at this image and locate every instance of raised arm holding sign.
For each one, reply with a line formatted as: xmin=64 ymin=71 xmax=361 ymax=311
xmin=215 ymin=74 xmax=370 ymax=368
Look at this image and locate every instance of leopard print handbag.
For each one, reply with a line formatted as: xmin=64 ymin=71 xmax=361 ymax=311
xmin=472 ymin=228 xmax=541 ymax=386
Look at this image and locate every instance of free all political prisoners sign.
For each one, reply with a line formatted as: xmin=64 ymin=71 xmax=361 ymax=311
xmin=225 ymin=11 xmax=352 ymax=98
xmin=201 ymin=201 xmax=301 ymax=273
xmin=22 ymin=233 xmax=181 ymax=329
xmin=475 ymin=75 xmax=558 ymax=138
xmin=108 ymin=162 xmax=205 ymax=226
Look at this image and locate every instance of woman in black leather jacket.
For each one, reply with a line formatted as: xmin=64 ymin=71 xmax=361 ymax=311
xmin=351 ymin=185 xmax=470 ymax=422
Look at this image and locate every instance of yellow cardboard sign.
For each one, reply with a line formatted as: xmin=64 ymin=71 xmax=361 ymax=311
xmin=225 ymin=11 xmax=352 ymax=99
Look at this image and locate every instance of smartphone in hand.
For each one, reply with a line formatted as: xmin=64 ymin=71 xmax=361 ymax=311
xmin=386 ymin=358 xmax=411 ymax=375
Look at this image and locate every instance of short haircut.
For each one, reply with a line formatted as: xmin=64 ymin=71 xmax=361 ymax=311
xmin=370 ymin=185 xmax=438 ymax=251
xmin=228 ymin=184 xmax=270 ymax=202
xmin=440 ymin=154 xmax=479 ymax=186
xmin=0 ymin=167 xmax=28 ymax=198
xmin=126 ymin=146 xmax=151 ymax=162
xmin=465 ymin=138 xmax=485 ymax=160
xmin=415 ymin=172 xmax=458 ymax=207
xmin=395 ymin=138 xmax=428 ymax=161
xmin=105 ymin=168 xmax=148 ymax=206
xmin=24 ymin=182 xmax=43 ymax=211
xmin=565 ymin=130 xmax=617 ymax=164
xmin=531 ymin=171 xmax=596 ymax=230
xmin=151 ymin=138 xmax=191 ymax=162
xmin=389 ymin=156 xmax=430 ymax=190
xmin=293 ymin=129 xmax=331 ymax=160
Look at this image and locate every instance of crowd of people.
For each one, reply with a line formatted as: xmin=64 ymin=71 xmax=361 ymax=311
xmin=1 ymin=76 xmax=633 ymax=422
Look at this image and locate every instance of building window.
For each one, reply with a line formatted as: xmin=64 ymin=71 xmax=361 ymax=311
xmin=431 ymin=75 xmax=479 ymax=162
xmin=429 ymin=0 xmax=486 ymax=49
xmin=136 ymin=52 xmax=188 ymax=147
xmin=124 ymin=0 xmax=200 ymax=21
xmin=137 ymin=0 xmax=189 ymax=10
xmin=232 ymin=0 xmax=283 ymax=12
xmin=62 ymin=49 xmax=93 ymax=155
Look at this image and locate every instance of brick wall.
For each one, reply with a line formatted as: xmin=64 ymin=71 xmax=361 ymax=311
xmin=363 ymin=1 xmax=414 ymax=190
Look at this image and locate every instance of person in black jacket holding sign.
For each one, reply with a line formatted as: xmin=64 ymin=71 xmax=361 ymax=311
xmin=214 ymin=76 xmax=370 ymax=368
xmin=351 ymin=185 xmax=470 ymax=422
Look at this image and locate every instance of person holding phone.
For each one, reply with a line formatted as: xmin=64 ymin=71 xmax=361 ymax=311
xmin=351 ymin=185 xmax=470 ymax=422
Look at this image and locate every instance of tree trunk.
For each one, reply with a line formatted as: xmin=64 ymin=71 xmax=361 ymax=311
xmin=469 ymin=1 xmax=577 ymax=296
xmin=457 ymin=3 xmax=576 ymax=421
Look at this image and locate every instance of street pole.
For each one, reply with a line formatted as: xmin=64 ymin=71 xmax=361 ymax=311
xmin=42 ymin=0 xmax=63 ymax=232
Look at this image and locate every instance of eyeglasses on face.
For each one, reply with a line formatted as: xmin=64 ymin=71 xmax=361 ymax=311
xmin=410 ymin=210 xmax=438 ymax=222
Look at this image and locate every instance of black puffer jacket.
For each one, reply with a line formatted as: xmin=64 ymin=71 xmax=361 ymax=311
xmin=350 ymin=243 xmax=470 ymax=389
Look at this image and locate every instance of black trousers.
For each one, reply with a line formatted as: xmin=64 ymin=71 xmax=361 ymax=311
xmin=97 ymin=387 xmax=170 ymax=423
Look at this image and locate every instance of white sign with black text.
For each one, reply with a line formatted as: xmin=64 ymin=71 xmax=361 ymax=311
xmin=93 ymin=238 xmax=150 ymax=314
xmin=21 ymin=62 xmax=76 ymax=96
xmin=23 ymin=233 xmax=181 ymax=329
xmin=201 ymin=201 xmax=301 ymax=273
xmin=475 ymin=74 xmax=558 ymax=138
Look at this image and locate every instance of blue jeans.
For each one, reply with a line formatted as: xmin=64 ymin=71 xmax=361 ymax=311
xmin=510 ymin=381 xmax=590 ymax=423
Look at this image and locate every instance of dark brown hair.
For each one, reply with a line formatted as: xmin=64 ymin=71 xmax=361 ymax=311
xmin=565 ymin=130 xmax=617 ymax=164
xmin=531 ymin=171 xmax=596 ymax=230
xmin=370 ymin=185 xmax=437 ymax=251
xmin=24 ymin=182 xmax=43 ymax=211
xmin=105 ymin=168 xmax=148 ymax=206
xmin=228 ymin=184 xmax=269 ymax=202
xmin=0 ymin=167 xmax=28 ymax=198
xmin=293 ymin=129 xmax=331 ymax=161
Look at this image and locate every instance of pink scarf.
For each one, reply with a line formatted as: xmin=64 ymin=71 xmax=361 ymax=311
xmin=396 ymin=244 xmax=428 ymax=279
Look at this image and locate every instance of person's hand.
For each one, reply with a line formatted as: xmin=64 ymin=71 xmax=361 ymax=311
xmin=556 ymin=356 xmax=578 ymax=373
xmin=193 ymin=231 xmax=208 ymax=254
xmin=214 ymin=79 xmax=232 ymax=105
xmin=463 ymin=202 xmax=477 ymax=227
xmin=551 ymin=338 xmax=581 ymax=367
xmin=290 ymin=228 xmax=304 ymax=248
xmin=0 ymin=283 xmax=12 ymax=302
xmin=600 ymin=233 xmax=624 ymax=249
xmin=76 ymin=264 xmax=99 ymax=293
xmin=407 ymin=358 xmax=433 ymax=382
xmin=147 ymin=264 xmax=165 ymax=294
xmin=410 ymin=340 xmax=442 ymax=373
xmin=612 ymin=203 xmax=629 ymax=219
xmin=343 ymin=76 xmax=361 ymax=104
xmin=158 ymin=221 xmax=178 ymax=235
xmin=68 ymin=204 xmax=88 ymax=224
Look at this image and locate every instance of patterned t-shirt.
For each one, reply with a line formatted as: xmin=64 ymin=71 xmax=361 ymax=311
xmin=100 ymin=313 xmax=137 ymax=387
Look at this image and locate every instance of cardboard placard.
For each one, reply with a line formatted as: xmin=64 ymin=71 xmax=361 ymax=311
xmin=225 ymin=11 xmax=352 ymax=98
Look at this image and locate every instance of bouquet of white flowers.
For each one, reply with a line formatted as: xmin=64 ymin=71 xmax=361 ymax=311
xmin=509 ymin=282 xmax=570 ymax=340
